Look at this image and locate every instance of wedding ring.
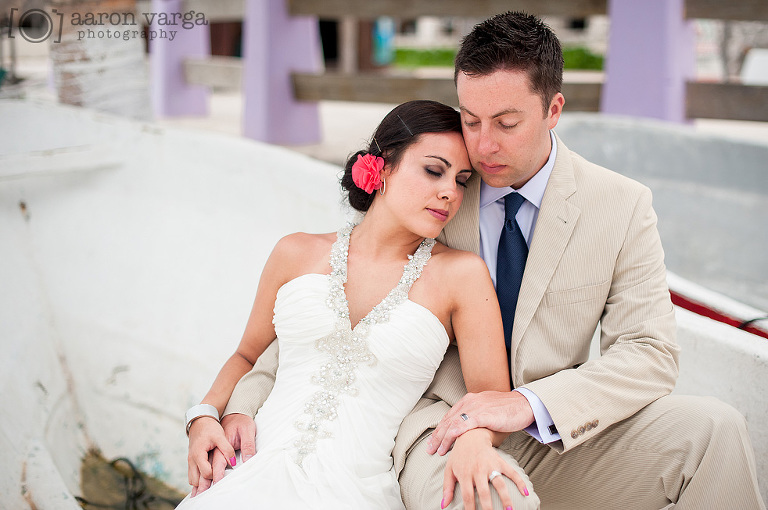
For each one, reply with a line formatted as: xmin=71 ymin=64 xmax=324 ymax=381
xmin=460 ymin=413 xmax=469 ymax=421
xmin=489 ymin=470 xmax=502 ymax=482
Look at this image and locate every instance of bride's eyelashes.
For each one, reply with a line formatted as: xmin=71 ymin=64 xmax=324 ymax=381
xmin=425 ymin=167 xmax=468 ymax=188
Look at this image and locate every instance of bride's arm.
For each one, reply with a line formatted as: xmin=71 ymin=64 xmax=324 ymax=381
xmin=186 ymin=234 xmax=307 ymax=492
xmin=435 ymin=251 xmax=529 ymax=509
xmin=447 ymin=252 xmax=510 ymax=448
xmin=191 ymin=235 xmax=300 ymax=421
xmin=449 ymin=252 xmax=510 ymax=396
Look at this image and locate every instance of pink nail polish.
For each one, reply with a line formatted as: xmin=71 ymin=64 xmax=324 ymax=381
xmin=506 ymin=507 xmax=513 ymax=510
xmin=230 ymin=456 xmax=236 ymax=467
xmin=441 ymin=498 xmax=446 ymax=509
xmin=524 ymin=487 xmax=529 ymax=496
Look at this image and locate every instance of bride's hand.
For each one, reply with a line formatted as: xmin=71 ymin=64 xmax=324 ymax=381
xmin=441 ymin=429 xmax=528 ymax=510
xmin=222 ymin=413 xmax=257 ymax=462
xmin=187 ymin=417 xmax=236 ymax=496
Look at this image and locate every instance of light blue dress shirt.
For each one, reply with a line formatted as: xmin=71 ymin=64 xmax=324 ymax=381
xmin=478 ymin=131 xmax=561 ymax=444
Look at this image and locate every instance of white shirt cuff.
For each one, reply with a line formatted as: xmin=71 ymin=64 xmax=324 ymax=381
xmin=514 ymin=387 xmax=561 ymax=444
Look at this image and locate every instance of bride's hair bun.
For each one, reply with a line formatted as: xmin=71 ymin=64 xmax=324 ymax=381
xmin=341 ymin=100 xmax=462 ymax=212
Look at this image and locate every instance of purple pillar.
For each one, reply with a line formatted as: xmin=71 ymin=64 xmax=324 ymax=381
xmin=242 ymin=0 xmax=321 ymax=144
xmin=149 ymin=0 xmax=210 ymax=117
xmin=601 ymin=0 xmax=696 ymax=123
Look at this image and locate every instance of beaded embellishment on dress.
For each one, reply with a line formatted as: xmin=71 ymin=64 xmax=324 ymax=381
xmin=293 ymin=223 xmax=436 ymax=463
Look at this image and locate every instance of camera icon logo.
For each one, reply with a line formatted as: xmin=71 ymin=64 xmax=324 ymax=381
xmin=8 ymin=6 xmax=64 ymax=43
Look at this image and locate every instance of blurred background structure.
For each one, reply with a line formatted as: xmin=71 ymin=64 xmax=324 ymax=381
xmin=1 ymin=0 xmax=767 ymax=508
xmin=3 ymin=0 xmax=768 ymax=140
xmin=155 ymin=0 xmax=768 ymax=141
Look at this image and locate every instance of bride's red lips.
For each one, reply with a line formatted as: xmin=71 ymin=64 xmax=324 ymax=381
xmin=427 ymin=208 xmax=449 ymax=221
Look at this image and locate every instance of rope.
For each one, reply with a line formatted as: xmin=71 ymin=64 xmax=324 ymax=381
xmin=75 ymin=457 xmax=181 ymax=509
xmin=738 ymin=315 xmax=768 ymax=331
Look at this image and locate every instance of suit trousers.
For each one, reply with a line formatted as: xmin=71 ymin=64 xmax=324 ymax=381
xmin=400 ymin=394 xmax=765 ymax=510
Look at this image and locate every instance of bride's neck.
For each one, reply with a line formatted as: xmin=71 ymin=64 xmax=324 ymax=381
xmin=351 ymin=211 xmax=424 ymax=260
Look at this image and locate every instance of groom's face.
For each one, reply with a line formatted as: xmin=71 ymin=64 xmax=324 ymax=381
xmin=457 ymin=69 xmax=563 ymax=189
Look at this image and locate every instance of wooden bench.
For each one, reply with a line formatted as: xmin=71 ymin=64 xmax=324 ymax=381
xmin=147 ymin=0 xmax=768 ymax=142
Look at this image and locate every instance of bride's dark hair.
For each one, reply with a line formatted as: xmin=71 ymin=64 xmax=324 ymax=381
xmin=341 ymin=100 xmax=463 ymax=212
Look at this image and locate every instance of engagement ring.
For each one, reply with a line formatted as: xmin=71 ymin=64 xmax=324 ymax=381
xmin=460 ymin=413 xmax=469 ymax=421
xmin=489 ymin=470 xmax=502 ymax=482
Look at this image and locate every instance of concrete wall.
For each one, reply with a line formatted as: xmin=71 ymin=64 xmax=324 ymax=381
xmin=1 ymin=181 xmax=87 ymax=508
xmin=674 ymin=307 xmax=768 ymax=490
xmin=557 ymin=114 xmax=768 ymax=311
xmin=0 ymin=99 xmax=346 ymax=506
xmin=1 ymin=102 xmax=766 ymax=505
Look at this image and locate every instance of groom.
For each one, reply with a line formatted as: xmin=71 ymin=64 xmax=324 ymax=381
xmin=192 ymin=11 xmax=764 ymax=509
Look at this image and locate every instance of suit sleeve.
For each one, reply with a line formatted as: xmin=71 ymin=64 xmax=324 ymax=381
xmin=522 ymin=186 xmax=680 ymax=452
xmin=222 ymin=339 xmax=279 ymax=418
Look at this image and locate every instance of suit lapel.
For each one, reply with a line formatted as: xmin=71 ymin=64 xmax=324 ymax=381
xmin=438 ymin=141 xmax=581 ymax=379
xmin=509 ymin=135 xmax=580 ymax=376
xmin=440 ymin=172 xmax=481 ymax=254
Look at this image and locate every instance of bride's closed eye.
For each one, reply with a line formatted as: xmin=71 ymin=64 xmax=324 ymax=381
xmin=425 ymin=167 xmax=467 ymax=188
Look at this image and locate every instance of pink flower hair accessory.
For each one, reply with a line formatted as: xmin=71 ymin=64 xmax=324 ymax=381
xmin=351 ymin=153 xmax=385 ymax=194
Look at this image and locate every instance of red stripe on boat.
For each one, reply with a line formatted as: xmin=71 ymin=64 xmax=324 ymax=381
xmin=669 ymin=290 xmax=768 ymax=340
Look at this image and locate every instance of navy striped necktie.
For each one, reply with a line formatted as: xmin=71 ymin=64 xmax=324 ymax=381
xmin=496 ymin=192 xmax=529 ymax=354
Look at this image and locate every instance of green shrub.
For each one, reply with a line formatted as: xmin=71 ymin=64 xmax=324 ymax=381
xmin=394 ymin=48 xmax=456 ymax=67
xmin=392 ymin=46 xmax=604 ymax=70
xmin=562 ymin=47 xmax=604 ymax=70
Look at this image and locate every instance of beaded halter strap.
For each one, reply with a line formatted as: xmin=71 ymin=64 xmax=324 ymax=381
xmin=293 ymin=223 xmax=436 ymax=463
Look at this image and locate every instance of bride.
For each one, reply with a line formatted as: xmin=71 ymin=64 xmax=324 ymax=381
xmin=178 ymin=100 xmax=524 ymax=509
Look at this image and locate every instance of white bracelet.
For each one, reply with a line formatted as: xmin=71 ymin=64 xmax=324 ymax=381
xmin=185 ymin=403 xmax=220 ymax=436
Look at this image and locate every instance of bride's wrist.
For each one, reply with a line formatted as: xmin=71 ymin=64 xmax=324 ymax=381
xmin=458 ymin=427 xmax=507 ymax=447
xmin=457 ymin=427 xmax=494 ymax=444
xmin=185 ymin=403 xmax=220 ymax=436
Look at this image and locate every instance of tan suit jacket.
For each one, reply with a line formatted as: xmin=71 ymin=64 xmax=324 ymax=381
xmin=224 ymin=134 xmax=680 ymax=478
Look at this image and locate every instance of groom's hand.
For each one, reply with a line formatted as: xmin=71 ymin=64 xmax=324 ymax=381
xmin=221 ymin=413 xmax=257 ymax=462
xmin=426 ymin=391 xmax=534 ymax=456
xmin=187 ymin=417 xmax=236 ymax=496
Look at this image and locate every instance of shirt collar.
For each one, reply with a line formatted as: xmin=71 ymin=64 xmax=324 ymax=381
xmin=480 ymin=130 xmax=558 ymax=209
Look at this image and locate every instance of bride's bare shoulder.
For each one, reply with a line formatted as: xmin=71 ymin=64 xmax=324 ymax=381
xmin=429 ymin=242 xmax=491 ymax=282
xmin=275 ymin=231 xmax=335 ymax=254
xmin=269 ymin=231 xmax=336 ymax=273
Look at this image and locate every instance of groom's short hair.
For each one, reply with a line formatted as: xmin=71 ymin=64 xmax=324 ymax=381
xmin=455 ymin=11 xmax=564 ymax=114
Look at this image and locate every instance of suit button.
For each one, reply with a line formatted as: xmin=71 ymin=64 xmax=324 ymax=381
xmin=578 ymin=425 xmax=586 ymax=435
xmin=571 ymin=430 xmax=579 ymax=439
xmin=592 ymin=420 xmax=599 ymax=429
xmin=585 ymin=422 xmax=593 ymax=431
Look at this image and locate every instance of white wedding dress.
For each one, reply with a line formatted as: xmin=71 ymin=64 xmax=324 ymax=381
xmin=177 ymin=224 xmax=450 ymax=509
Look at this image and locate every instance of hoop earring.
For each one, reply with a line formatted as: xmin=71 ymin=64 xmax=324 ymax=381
xmin=379 ymin=177 xmax=386 ymax=196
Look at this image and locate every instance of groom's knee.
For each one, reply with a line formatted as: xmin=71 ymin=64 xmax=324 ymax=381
xmin=400 ymin=434 xmax=539 ymax=510
xmin=444 ymin=483 xmax=540 ymax=510
xmin=653 ymin=395 xmax=749 ymax=454
xmin=400 ymin=434 xmax=445 ymax=509
xmin=674 ymin=395 xmax=752 ymax=468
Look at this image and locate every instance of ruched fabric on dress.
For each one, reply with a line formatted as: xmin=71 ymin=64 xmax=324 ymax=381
xmin=177 ymin=269 xmax=449 ymax=509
